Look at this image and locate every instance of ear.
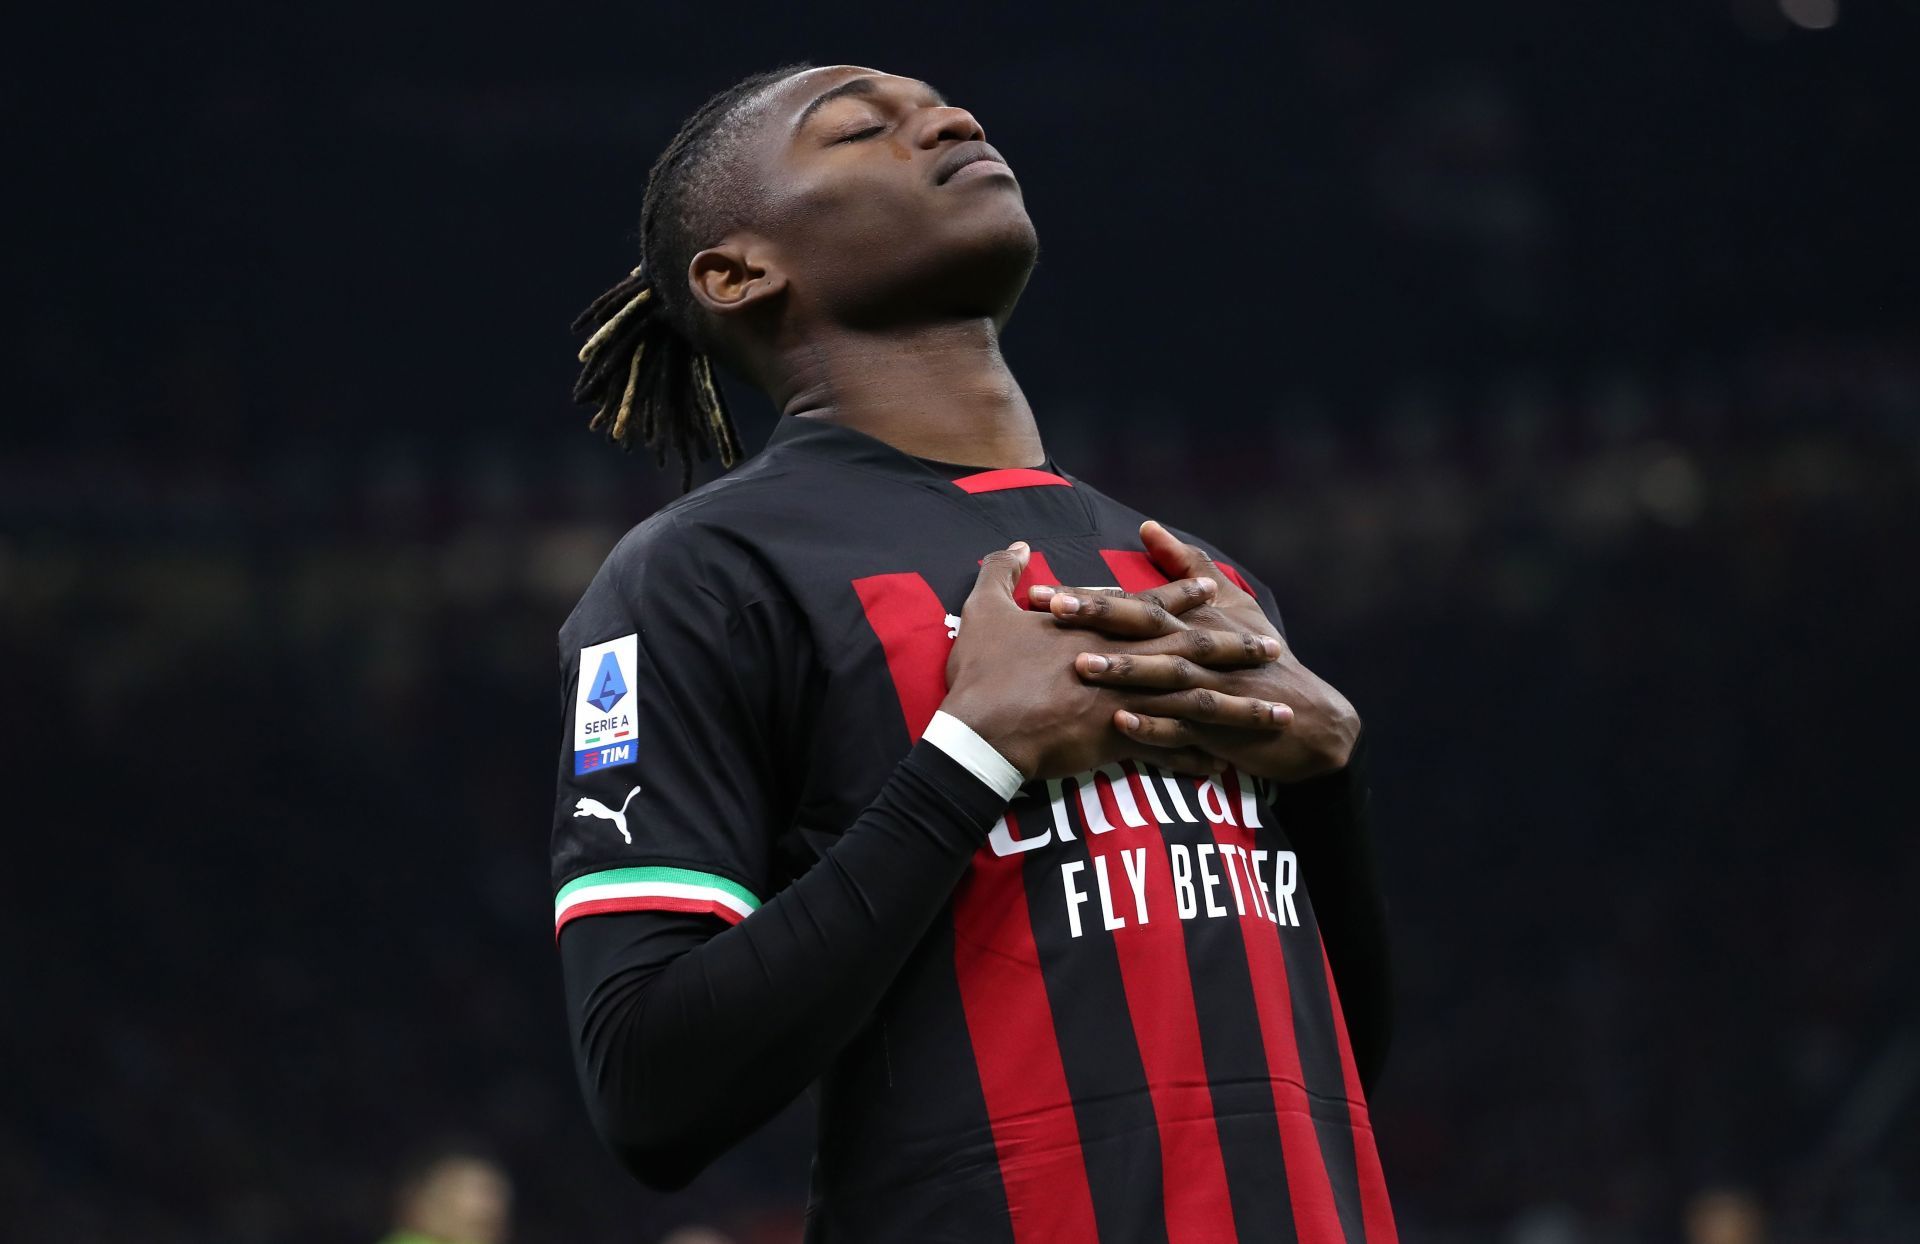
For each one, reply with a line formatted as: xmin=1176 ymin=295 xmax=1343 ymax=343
xmin=688 ymin=239 xmax=787 ymax=318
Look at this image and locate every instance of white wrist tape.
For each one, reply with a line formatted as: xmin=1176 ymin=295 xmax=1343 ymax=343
xmin=923 ymin=710 xmax=1025 ymax=801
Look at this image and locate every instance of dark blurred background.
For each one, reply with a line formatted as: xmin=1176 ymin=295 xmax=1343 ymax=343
xmin=4 ymin=2 xmax=1916 ymax=1241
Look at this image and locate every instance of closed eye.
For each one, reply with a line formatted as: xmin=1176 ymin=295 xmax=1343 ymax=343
xmin=836 ymin=124 xmax=885 ymax=144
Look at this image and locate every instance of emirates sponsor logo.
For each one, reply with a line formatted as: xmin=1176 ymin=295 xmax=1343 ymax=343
xmin=986 ymin=762 xmax=1299 ymax=939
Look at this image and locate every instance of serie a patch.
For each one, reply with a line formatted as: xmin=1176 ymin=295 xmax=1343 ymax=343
xmin=574 ymin=634 xmax=639 ymax=775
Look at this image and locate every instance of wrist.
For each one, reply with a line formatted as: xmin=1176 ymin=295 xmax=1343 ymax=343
xmin=924 ymin=709 xmax=1027 ymax=798
xmin=937 ymin=692 xmax=1032 ymax=776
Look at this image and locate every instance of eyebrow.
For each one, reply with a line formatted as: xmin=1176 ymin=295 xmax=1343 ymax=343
xmin=792 ymin=76 xmax=948 ymax=134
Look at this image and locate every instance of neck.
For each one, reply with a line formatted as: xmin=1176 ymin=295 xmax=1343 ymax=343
xmin=770 ymin=318 xmax=1044 ymax=468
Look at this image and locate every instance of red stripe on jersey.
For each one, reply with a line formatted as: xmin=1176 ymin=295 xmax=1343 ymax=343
xmin=851 ymin=572 xmax=950 ymax=738
xmin=1098 ymin=548 xmax=1159 ymax=591
xmin=1215 ymin=562 xmax=1253 ymax=595
xmin=1319 ymin=942 xmax=1399 ymax=1244
xmin=1100 ymin=548 xmax=1253 ymax=597
xmin=1100 ymin=537 xmax=1346 ymax=1242
xmin=954 ymin=812 xmax=1103 ymax=1244
xmin=854 ymin=576 xmax=1100 ymax=1242
xmin=969 ymin=548 xmax=1058 ymax=610
xmin=1095 ymin=767 xmax=1240 ymax=1244
xmin=1013 ymin=548 xmax=1058 ymax=611
xmin=554 ymin=894 xmax=745 ymax=934
xmin=952 ymin=467 xmax=1074 ymax=494
xmin=1105 ymin=541 xmax=1251 ymax=1236
xmin=1213 ymin=772 xmax=1347 ymax=1242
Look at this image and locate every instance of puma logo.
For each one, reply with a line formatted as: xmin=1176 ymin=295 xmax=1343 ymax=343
xmin=573 ymin=786 xmax=641 ymax=844
xmin=945 ymin=612 xmax=962 ymax=639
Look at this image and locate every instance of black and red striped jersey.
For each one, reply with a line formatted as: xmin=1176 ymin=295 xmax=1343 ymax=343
xmin=551 ymin=414 xmax=1395 ymax=1243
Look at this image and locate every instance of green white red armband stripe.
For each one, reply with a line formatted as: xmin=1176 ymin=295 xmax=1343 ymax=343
xmin=554 ymin=866 xmax=761 ymax=934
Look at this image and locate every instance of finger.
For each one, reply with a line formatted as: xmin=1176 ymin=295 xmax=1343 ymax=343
xmin=1042 ymin=588 xmax=1185 ymax=639
xmin=1151 ymin=575 xmax=1220 ymax=619
xmin=1112 ymin=709 xmax=1202 ymax=751
xmin=1124 ymin=688 xmax=1293 ymax=731
xmin=1027 ymin=583 xmax=1127 ymax=608
xmin=1076 ymin=651 xmax=1208 ymax=690
xmin=1140 ymin=520 xmax=1249 ymax=601
xmin=1076 ymin=637 xmax=1275 ymax=690
xmin=1034 ymin=577 xmax=1218 ymax=622
xmin=1143 ymin=626 xmax=1280 ymax=669
xmin=965 ymin=541 xmax=1030 ymax=612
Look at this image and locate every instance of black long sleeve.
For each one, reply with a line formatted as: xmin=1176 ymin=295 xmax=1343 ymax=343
xmin=557 ymin=737 xmax=1007 ymax=1190
xmin=1267 ymin=729 xmax=1393 ymax=1092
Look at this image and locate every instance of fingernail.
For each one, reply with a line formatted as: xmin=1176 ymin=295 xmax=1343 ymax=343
xmin=1056 ymin=594 xmax=1081 ymax=613
xmin=1008 ymin=541 xmax=1028 ymax=554
xmin=1197 ymin=576 xmax=1216 ymax=596
xmin=1260 ymin=636 xmax=1280 ymax=658
xmin=1082 ymin=654 xmax=1110 ymax=673
xmin=1270 ymin=703 xmax=1291 ymax=723
xmin=1117 ymin=710 xmax=1139 ymax=730
xmin=1030 ymin=585 xmax=1055 ymax=603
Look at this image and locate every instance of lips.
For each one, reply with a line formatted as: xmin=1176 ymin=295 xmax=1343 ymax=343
xmin=934 ymin=140 xmax=1012 ymax=185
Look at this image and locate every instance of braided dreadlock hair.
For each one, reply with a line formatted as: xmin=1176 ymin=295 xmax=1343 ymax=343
xmin=572 ymin=63 xmax=812 ymax=490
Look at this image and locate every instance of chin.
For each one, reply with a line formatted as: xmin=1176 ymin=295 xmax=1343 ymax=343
xmin=836 ymin=212 xmax=1039 ymax=328
xmin=937 ymin=214 xmax=1040 ymax=320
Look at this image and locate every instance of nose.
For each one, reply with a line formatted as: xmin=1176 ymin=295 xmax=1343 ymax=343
xmin=917 ymin=104 xmax=986 ymax=148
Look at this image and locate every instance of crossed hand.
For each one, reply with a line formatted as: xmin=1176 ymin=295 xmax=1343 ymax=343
xmin=1029 ymin=521 xmax=1360 ymax=783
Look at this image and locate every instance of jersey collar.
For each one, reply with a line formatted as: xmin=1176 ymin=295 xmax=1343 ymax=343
xmin=762 ymin=414 xmax=1074 ymax=493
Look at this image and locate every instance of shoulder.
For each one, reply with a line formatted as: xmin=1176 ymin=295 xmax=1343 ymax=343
xmin=558 ymin=454 xmax=817 ymax=652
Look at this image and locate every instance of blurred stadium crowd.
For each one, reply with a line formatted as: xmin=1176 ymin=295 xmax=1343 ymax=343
xmin=6 ymin=1 xmax=1917 ymax=1241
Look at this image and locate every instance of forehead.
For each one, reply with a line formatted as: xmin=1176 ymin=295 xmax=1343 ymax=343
xmin=757 ymin=64 xmax=939 ymax=132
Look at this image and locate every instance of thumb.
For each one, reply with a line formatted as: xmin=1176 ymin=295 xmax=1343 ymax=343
xmin=1140 ymin=519 xmax=1221 ymax=584
xmin=968 ymin=540 xmax=1031 ymax=608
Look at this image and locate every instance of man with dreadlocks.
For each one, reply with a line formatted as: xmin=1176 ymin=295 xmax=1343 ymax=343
xmin=552 ymin=63 xmax=1396 ymax=1244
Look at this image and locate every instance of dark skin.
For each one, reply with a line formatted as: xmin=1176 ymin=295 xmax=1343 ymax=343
xmin=945 ymin=541 xmax=1290 ymax=781
xmin=680 ymin=65 xmax=1358 ymax=781
xmin=689 ymin=65 xmax=1043 ymax=468
xmin=1033 ymin=519 xmax=1361 ymax=782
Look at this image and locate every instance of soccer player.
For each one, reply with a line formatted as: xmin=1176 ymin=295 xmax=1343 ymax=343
xmin=552 ymin=63 xmax=1395 ymax=1243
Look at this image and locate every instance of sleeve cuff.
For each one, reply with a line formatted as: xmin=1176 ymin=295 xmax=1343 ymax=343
xmin=922 ymin=710 xmax=1025 ymax=801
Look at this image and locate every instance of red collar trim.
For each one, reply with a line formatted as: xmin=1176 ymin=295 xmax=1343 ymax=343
xmin=950 ymin=467 xmax=1074 ymax=494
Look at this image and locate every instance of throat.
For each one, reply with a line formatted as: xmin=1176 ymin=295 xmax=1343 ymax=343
xmin=776 ymin=319 xmax=1046 ymax=469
